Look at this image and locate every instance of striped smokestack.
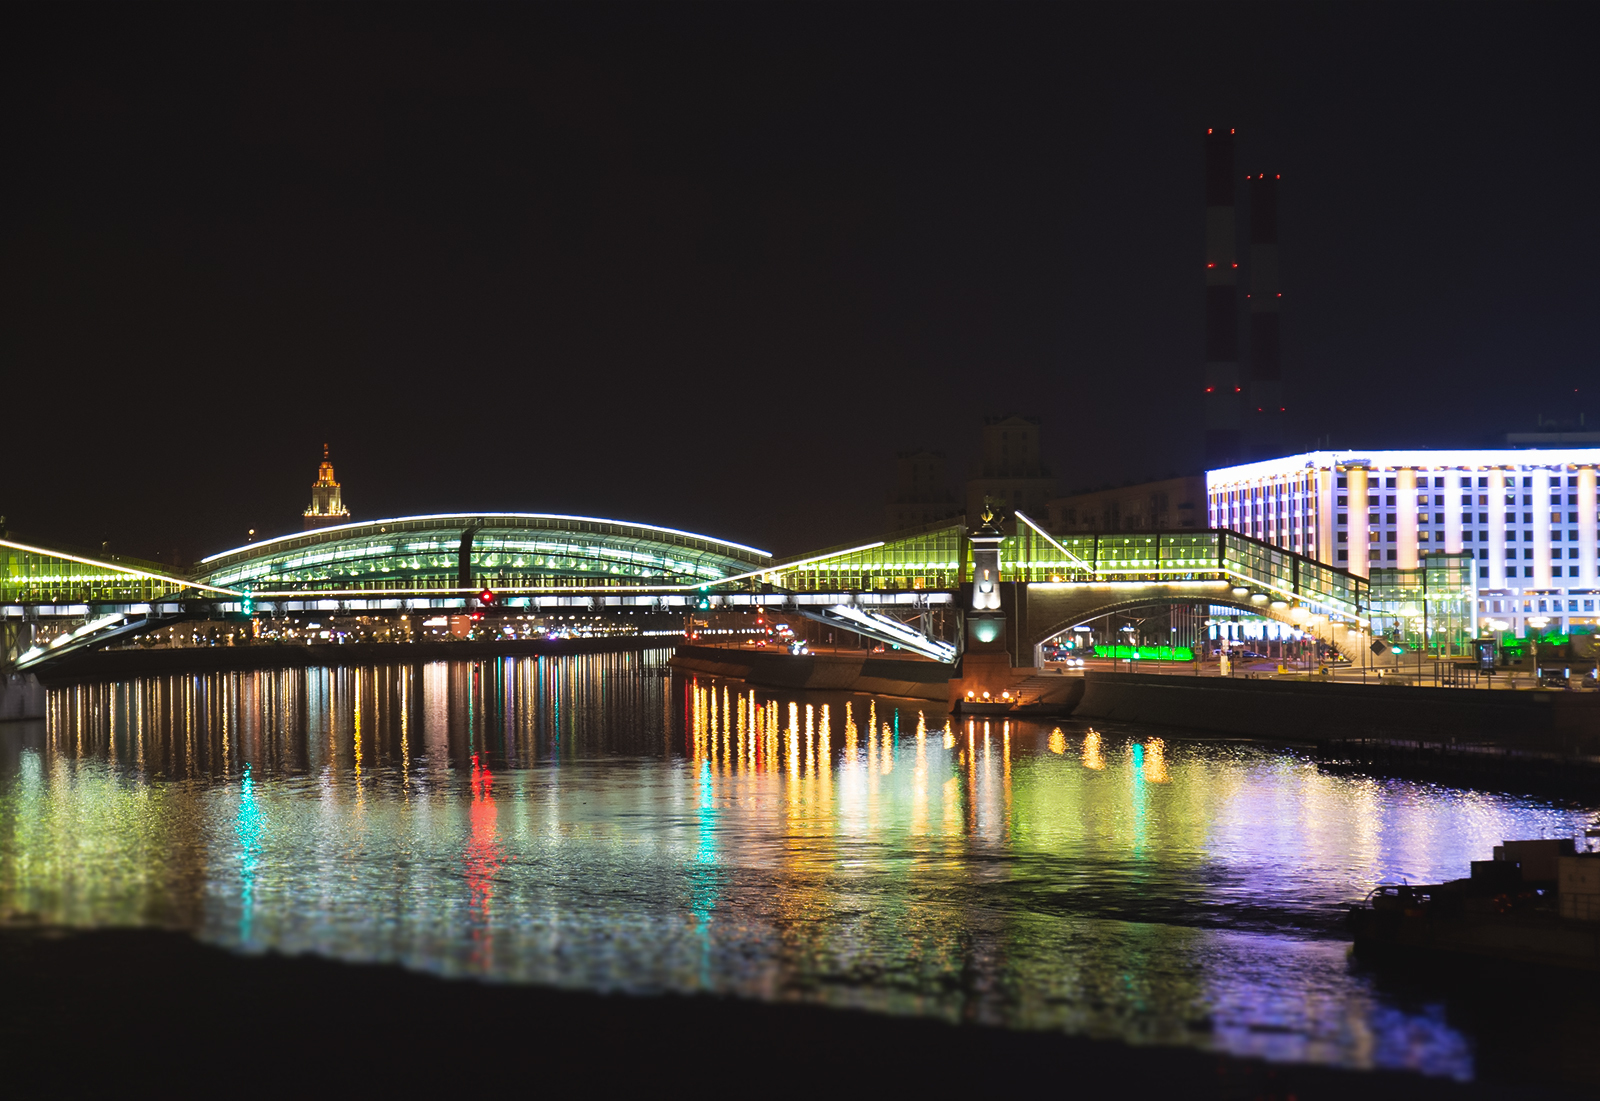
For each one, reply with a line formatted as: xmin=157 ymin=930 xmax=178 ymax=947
xmin=1247 ymin=172 xmax=1283 ymax=459
xmin=1202 ymin=128 xmax=1242 ymax=468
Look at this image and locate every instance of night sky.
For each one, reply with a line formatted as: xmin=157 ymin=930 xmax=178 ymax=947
xmin=4 ymin=2 xmax=1596 ymax=564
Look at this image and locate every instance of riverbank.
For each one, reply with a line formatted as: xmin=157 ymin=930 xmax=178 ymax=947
xmin=1076 ymin=671 xmax=1600 ymax=753
xmin=29 ymin=635 xmax=672 ymax=686
xmin=0 ymin=925 xmax=1509 ymax=1098
xmin=1074 ymin=671 xmax=1600 ymax=798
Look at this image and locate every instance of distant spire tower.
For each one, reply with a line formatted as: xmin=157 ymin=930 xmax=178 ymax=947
xmin=303 ymin=443 xmax=351 ymax=530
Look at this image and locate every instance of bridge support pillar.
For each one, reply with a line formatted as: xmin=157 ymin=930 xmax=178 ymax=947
xmin=949 ymin=505 xmax=1036 ymax=709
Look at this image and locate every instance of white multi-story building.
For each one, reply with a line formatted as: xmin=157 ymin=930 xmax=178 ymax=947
xmin=1207 ymin=449 xmax=1600 ymax=637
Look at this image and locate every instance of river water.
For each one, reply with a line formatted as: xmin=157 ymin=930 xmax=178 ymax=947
xmin=1 ymin=648 xmax=1594 ymax=1081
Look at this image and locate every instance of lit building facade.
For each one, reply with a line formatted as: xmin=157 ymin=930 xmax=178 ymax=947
xmin=1207 ymin=450 xmax=1600 ymax=637
xmin=303 ymin=444 xmax=351 ymax=530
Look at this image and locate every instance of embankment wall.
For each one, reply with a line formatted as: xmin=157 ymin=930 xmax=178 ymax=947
xmin=31 ymin=636 xmax=672 ymax=685
xmin=0 ymin=674 xmax=45 ymax=721
xmin=1074 ymin=672 xmax=1600 ymax=756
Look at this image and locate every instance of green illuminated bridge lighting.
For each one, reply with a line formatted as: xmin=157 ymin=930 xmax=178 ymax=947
xmin=193 ymin=513 xmax=773 ymax=599
xmin=7 ymin=509 xmax=1441 ymax=670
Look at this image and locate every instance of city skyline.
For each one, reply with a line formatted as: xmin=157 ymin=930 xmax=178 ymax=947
xmin=5 ymin=3 xmax=1597 ymax=560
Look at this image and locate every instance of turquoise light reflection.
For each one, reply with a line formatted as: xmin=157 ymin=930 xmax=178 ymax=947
xmin=1129 ymin=742 xmax=1148 ymax=856
xmin=235 ymin=764 xmax=263 ymax=944
xmin=687 ymin=760 xmax=719 ymax=988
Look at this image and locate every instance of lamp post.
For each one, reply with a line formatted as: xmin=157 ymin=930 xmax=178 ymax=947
xmin=1528 ymin=615 xmax=1550 ymax=687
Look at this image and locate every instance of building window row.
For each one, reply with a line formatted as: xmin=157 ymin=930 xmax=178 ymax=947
xmin=1336 ymin=474 xmax=1593 ymax=490
xmin=1485 ymin=598 xmax=1599 ymax=613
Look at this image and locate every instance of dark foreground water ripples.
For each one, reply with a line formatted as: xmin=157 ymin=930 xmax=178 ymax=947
xmin=2 ymin=648 xmax=1595 ymax=1082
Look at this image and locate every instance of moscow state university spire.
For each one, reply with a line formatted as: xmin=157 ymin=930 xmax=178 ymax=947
xmin=303 ymin=443 xmax=351 ymax=530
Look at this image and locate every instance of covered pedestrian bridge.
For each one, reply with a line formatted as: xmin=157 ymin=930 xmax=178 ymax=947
xmin=193 ymin=513 xmax=772 ymax=599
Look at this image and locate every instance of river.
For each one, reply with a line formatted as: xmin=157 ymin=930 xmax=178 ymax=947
xmin=1 ymin=648 xmax=1594 ymax=1083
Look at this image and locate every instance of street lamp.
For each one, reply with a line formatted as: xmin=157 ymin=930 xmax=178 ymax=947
xmin=1528 ymin=616 xmax=1550 ymax=683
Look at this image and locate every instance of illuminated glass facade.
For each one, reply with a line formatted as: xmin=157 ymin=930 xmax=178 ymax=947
xmin=765 ymin=523 xmax=1365 ymax=626
xmin=1368 ymin=553 xmax=1478 ymax=658
xmin=1209 ymin=449 xmax=1600 ymax=638
xmin=1 ymin=538 xmax=215 ymax=605
xmin=195 ymin=514 xmax=769 ymax=595
xmin=766 ymin=525 xmax=965 ymax=592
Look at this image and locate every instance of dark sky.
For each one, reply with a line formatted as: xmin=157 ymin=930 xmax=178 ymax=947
xmin=3 ymin=2 xmax=1596 ymax=563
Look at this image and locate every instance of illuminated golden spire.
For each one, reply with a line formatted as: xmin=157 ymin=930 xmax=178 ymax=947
xmin=315 ymin=443 xmax=338 ymax=487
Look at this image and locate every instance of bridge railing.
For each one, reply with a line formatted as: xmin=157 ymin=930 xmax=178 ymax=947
xmin=762 ymin=525 xmax=1367 ymax=623
xmin=1010 ymin=530 xmax=1366 ymax=623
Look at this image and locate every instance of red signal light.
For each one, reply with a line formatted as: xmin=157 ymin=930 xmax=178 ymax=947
xmin=479 ymin=588 xmax=495 ymax=606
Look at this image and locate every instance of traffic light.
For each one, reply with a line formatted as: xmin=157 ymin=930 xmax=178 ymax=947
xmin=241 ymin=587 xmax=254 ymax=617
xmin=479 ymin=588 xmax=495 ymax=607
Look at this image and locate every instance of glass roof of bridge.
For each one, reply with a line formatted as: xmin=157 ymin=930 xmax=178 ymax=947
xmin=194 ymin=513 xmax=771 ymax=594
xmin=1 ymin=537 xmax=236 ymax=604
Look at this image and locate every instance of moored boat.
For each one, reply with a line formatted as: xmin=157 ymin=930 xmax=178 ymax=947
xmin=1348 ymin=838 xmax=1600 ymax=970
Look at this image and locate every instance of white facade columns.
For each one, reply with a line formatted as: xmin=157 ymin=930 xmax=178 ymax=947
xmin=1347 ymin=466 xmax=1370 ymax=579
xmin=1581 ymin=467 xmax=1598 ymax=586
xmin=1396 ymin=468 xmax=1419 ymax=569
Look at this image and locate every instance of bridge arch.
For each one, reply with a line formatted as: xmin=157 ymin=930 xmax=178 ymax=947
xmin=1029 ymin=594 xmax=1305 ymax=649
xmin=1021 ymin=580 xmax=1370 ymax=664
xmin=194 ymin=513 xmax=770 ymax=596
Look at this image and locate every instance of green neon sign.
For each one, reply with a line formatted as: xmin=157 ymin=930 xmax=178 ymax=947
xmin=1092 ymin=644 xmax=1194 ymax=662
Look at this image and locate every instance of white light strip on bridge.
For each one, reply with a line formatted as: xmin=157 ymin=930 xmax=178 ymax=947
xmin=0 ymin=538 xmax=243 ymax=597
xmin=704 ymin=541 xmax=889 ymax=587
xmin=199 ymin=513 xmax=772 ymax=564
xmin=249 ymin=584 xmax=716 ymax=598
xmin=1011 ymin=511 xmax=1096 ymax=574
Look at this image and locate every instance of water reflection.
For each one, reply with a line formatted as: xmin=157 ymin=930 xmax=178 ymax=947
xmin=2 ymin=651 xmax=1596 ymax=1083
xmin=235 ymin=764 xmax=262 ymax=944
